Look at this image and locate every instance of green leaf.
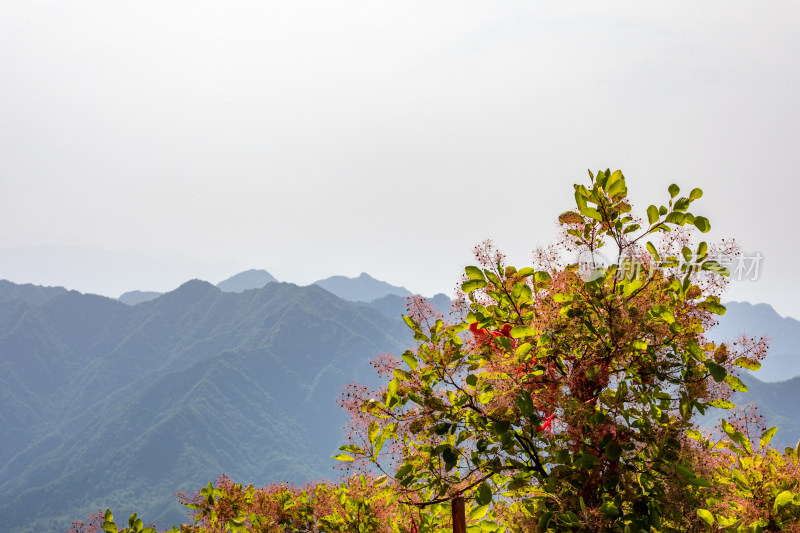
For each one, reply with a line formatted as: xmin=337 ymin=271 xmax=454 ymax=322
xmin=689 ymin=188 xmax=703 ymax=200
xmin=680 ymin=397 xmax=692 ymax=418
xmin=402 ymin=352 xmax=418 ymax=371
xmin=700 ymin=297 xmax=726 ymax=315
xmin=387 ymin=378 xmax=399 ymax=398
xmin=674 ymin=197 xmax=691 ymax=212
xmin=462 ymin=279 xmax=488 ymax=293
xmin=760 ymin=427 xmax=778 ymax=450
xmin=686 ymin=429 xmax=704 ymax=442
xmin=646 ymin=241 xmax=660 ymax=262
xmin=604 ymin=441 xmax=622 ymax=461
xmin=646 ymin=205 xmax=659 ymax=224
xmin=600 ymin=501 xmax=620 ymax=518
xmin=732 ymin=357 xmax=761 ymax=371
xmin=574 ymin=188 xmax=587 ymax=210
xmin=402 ymin=315 xmax=424 ymax=335
xmin=510 ymin=325 xmax=536 ymax=339
xmin=709 ymin=399 xmax=735 ymax=409
xmin=705 ymin=361 xmax=727 ymax=382
xmin=668 ymin=184 xmax=680 ymax=198
xmin=475 ymin=483 xmax=493 ymax=506
xmin=368 ymin=421 xmax=380 ymax=444
xmin=227 ymin=519 xmax=247 ymax=533
xmin=465 ymin=266 xmax=485 ymax=280
xmin=665 ymin=212 xmax=686 ymax=225
xmin=693 ymin=216 xmax=711 ymax=233
xmin=331 ymin=453 xmax=355 ymax=462
xmin=580 ymin=206 xmax=603 ymax=221
xmin=721 ymin=419 xmax=737 ymax=439
xmin=607 ymin=178 xmax=627 ymax=198
xmin=393 ymin=368 xmax=412 ymax=381
xmin=724 ymin=375 xmax=748 ymax=392
xmin=102 ymin=516 xmax=118 ymax=533
xmin=538 ymin=512 xmax=554 ymax=530
xmin=775 ymin=490 xmax=795 ymax=513
xmin=697 ymin=509 xmax=714 ymax=526
xmin=517 ymin=267 xmax=536 ymax=278
xmin=469 ymin=505 xmax=489 ymax=521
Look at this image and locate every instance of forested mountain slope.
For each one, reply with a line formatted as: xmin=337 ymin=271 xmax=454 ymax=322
xmin=0 ymin=281 xmax=409 ymax=532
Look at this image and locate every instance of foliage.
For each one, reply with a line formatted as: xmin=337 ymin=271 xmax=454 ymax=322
xmin=88 ymin=475 xmax=493 ymax=533
xmin=337 ymin=170 xmax=789 ymax=531
xmin=688 ymin=419 xmax=800 ymax=531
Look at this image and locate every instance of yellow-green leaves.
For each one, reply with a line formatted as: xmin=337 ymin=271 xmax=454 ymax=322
xmin=733 ymin=357 xmax=761 ymax=371
xmin=510 ymin=325 xmax=536 ymax=339
xmin=462 ymin=279 xmax=488 ymax=293
xmin=709 ymin=399 xmax=735 ymax=409
xmin=697 ymin=509 xmax=714 ymax=526
xmin=102 ymin=510 xmax=118 ymax=533
xmin=465 ymin=265 xmax=485 ymax=280
xmin=331 ymin=453 xmax=354 ymax=462
xmin=760 ymin=426 xmax=778 ymax=450
xmin=700 ymin=296 xmax=726 ymax=315
xmin=774 ymin=490 xmax=796 ymax=513
xmin=724 ymin=374 xmax=748 ymax=392
xmin=693 ymin=216 xmax=711 ymax=233
xmin=402 ymin=351 xmax=418 ymax=371
xmin=580 ymin=206 xmax=603 ymax=221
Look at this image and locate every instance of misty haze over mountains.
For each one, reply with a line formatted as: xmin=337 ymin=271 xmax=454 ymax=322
xmin=0 ymin=271 xmax=799 ymax=532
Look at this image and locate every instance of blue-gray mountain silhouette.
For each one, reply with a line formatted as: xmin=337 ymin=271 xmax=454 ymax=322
xmin=313 ymin=272 xmax=411 ymax=302
xmin=0 ymin=279 xmax=67 ymax=306
xmin=216 ymin=269 xmax=278 ymax=293
xmin=118 ymin=290 xmax=162 ymax=305
xmin=0 ymin=279 xmax=408 ymax=533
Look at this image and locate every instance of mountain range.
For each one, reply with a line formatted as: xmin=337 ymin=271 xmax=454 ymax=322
xmin=0 ymin=274 xmax=447 ymax=532
xmin=116 ymin=270 xmax=412 ymax=306
xmin=0 ymin=272 xmax=798 ymax=532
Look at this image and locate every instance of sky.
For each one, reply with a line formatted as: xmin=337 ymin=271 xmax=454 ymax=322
xmin=1 ymin=1 xmax=799 ymax=317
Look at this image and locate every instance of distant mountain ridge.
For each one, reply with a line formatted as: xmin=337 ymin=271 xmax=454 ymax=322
xmin=313 ymin=272 xmax=412 ymax=302
xmin=118 ymin=290 xmax=162 ymax=305
xmin=215 ymin=269 xmax=278 ymax=293
xmin=0 ymin=280 xmax=67 ymax=306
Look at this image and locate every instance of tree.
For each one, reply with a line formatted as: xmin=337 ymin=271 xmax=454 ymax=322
xmin=339 ymin=169 xmax=783 ymax=531
xmin=83 ymin=169 xmax=800 ymax=533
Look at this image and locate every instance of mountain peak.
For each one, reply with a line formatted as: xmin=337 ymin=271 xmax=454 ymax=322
xmin=313 ymin=273 xmax=411 ymax=303
xmin=156 ymin=279 xmax=220 ymax=306
xmin=216 ymin=269 xmax=278 ymax=293
xmin=118 ymin=290 xmax=162 ymax=305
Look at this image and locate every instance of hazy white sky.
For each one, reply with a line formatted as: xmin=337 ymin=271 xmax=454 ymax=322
xmin=1 ymin=1 xmax=799 ymax=316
